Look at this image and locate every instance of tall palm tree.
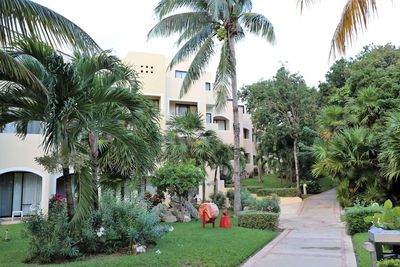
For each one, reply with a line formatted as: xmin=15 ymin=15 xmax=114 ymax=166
xmin=298 ymin=0 xmax=378 ymax=57
xmin=149 ymin=0 xmax=275 ymax=215
xmin=0 ymin=0 xmax=100 ymax=91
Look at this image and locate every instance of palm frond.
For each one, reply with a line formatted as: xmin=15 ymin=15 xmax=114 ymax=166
xmin=148 ymin=12 xmax=210 ymax=39
xmin=154 ymin=0 xmax=206 ymax=19
xmin=214 ymin=39 xmax=233 ymax=110
xmin=240 ymin=12 xmax=276 ymax=43
xmin=180 ymin=36 xmax=215 ymax=97
xmin=330 ymin=0 xmax=377 ymax=57
xmin=0 ymin=0 xmax=100 ymax=52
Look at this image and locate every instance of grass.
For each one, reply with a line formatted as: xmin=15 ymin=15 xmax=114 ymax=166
xmin=241 ymin=174 xmax=292 ymax=189
xmin=0 ymin=213 xmax=277 ymax=267
xmin=353 ymin=233 xmax=371 ymax=267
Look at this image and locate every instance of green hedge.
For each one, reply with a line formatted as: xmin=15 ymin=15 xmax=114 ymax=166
xmin=342 ymin=205 xmax=383 ymax=235
xmin=237 ymin=211 xmax=279 ymax=230
xmin=245 ymin=186 xmax=263 ymax=194
xmin=378 ymin=259 xmax=400 ymax=267
xmin=257 ymin=188 xmax=298 ymax=197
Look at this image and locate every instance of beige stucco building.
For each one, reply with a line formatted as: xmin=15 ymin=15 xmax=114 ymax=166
xmin=0 ymin=52 xmax=256 ymax=218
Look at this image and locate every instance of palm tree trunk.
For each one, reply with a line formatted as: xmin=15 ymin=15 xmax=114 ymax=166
xmin=213 ymin=167 xmax=218 ymax=202
xmin=202 ymin=179 xmax=206 ymax=202
xmin=229 ymin=36 xmax=241 ymax=216
xmin=89 ymin=131 xmax=100 ymax=209
xmin=120 ymin=183 xmax=125 ymax=201
xmin=62 ymin=167 xmax=74 ymax=221
xmin=293 ymin=138 xmax=300 ymax=194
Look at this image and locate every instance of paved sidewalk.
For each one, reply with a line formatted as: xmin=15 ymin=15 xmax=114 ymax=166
xmin=242 ymin=189 xmax=357 ymax=267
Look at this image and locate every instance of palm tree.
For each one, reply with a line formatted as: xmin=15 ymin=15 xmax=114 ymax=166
xmin=298 ymin=0 xmax=378 ymax=57
xmin=164 ymin=112 xmax=220 ymax=201
xmin=380 ymin=111 xmax=400 ymax=181
xmin=149 ymin=0 xmax=275 ymax=215
xmin=0 ymin=38 xmax=161 ymax=222
xmin=0 ymin=0 xmax=100 ymax=91
xmin=209 ymin=142 xmax=233 ymax=202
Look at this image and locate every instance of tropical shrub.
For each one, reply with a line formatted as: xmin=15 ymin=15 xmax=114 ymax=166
xmin=238 ymin=211 xmax=278 ymax=230
xmin=209 ymin=192 xmax=226 ymax=208
xmin=25 ymin=201 xmax=79 ymax=263
xmin=377 ymin=259 xmax=400 ymax=267
xmin=364 ymin=200 xmax=400 ymax=230
xmin=153 ymin=162 xmax=204 ymax=199
xmin=257 ymin=188 xmax=298 ymax=197
xmin=79 ymin=192 xmax=169 ymax=254
xmin=240 ymin=188 xmax=280 ymax=213
xmin=342 ymin=204 xmax=383 ymax=235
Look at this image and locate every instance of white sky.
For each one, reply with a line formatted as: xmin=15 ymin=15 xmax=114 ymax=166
xmin=34 ymin=0 xmax=400 ymax=88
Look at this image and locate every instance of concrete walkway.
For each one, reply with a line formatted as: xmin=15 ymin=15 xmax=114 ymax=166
xmin=242 ymin=189 xmax=357 ymax=267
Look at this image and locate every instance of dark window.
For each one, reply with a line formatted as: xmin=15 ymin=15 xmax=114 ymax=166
xmin=243 ymin=128 xmax=250 ymax=139
xmin=245 ymin=153 xmax=251 ymax=164
xmin=239 ymin=105 xmax=245 ymax=114
xmin=175 ymin=70 xmax=187 ymax=79
xmin=206 ymin=113 xmax=212 ymax=123
xmin=176 ymin=104 xmax=197 ymax=115
xmin=152 ymin=99 xmax=159 ymax=109
xmin=205 ymin=82 xmax=211 ymax=91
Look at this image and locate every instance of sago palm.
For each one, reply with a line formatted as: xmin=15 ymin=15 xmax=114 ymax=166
xmin=149 ymin=0 xmax=275 ymax=214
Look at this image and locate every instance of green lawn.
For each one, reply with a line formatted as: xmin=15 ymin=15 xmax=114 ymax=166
xmin=241 ymin=174 xmax=292 ymax=188
xmin=0 ymin=214 xmax=277 ymax=267
xmin=353 ymin=233 xmax=371 ymax=267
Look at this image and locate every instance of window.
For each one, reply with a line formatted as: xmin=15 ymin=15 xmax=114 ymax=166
xmin=245 ymin=153 xmax=251 ymax=164
xmin=253 ymin=155 xmax=256 ymax=165
xmin=0 ymin=121 xmax=42 ymax=134
xmin=175 ymin=104 xmax=197 ymax=115
xmin=151 ymin=99 xmax=159 ymax=109
xmin=175 ymin=70 xmax=187 ymax=79
xmin=239 ymin=105 xmax=245 ymax=114
xmin=205 ymin=82 xmax=211 ymax=91
xmin=214 ymin=119 xmax=227 ymax=130
xmin=243 ymin=128 xmax=250 ymax=139
xmin=206 ymin=113 xmax=212 ymax=123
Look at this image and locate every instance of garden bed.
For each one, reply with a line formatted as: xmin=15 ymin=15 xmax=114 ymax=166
xmin=0 ymin=213 xmax=277 ymax=267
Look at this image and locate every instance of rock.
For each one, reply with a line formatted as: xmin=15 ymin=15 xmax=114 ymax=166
xmin=162 ymin=215 xmax=178 ymax=223
xmin=183 ymin=215 xmax=191 ymax=223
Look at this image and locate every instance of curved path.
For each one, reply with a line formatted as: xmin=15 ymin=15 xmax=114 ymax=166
xmin=242 ymin=189 xmax=357 ymax=267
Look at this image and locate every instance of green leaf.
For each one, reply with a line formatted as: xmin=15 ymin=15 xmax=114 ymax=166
xmin=384 ymin=199 xmax=393 ymax=210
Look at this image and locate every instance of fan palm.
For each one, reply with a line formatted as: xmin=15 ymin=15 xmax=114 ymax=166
xmin=209 ymin=141 xmax=233 ymax=201
xmin=298 ymin=0 xmax=378 ymax=57
xmin=149 ymin=0 xmax=275 ymax=214
xmin=0 ymin=0 xmax=100 ymax=93
xmin=380 ymin=112 xmax=400 ymax=181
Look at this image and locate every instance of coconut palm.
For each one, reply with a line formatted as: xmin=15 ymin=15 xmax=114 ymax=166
xmin=298 ymin=0 xmax=378 ymax=57
xmin=149 ymin=0 xmax=275 ymax=215
xmin=0 ymin=0 xmax=100 ymax=92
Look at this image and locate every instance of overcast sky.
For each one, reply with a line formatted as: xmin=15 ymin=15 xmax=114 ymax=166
xmin=35 ymin=0 xmax=400 ymax=88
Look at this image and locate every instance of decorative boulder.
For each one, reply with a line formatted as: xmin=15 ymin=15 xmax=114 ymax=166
xmin=161 ymin=214 xmax=178 ymax=223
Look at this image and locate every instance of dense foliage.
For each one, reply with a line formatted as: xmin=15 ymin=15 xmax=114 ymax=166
xmin=378 ymin=259 xmax=400 ymax=267
xmin=25 ymin=194 xmax=168 ymax=263
xmin=313 ymin=44 xmax=400 ymax=206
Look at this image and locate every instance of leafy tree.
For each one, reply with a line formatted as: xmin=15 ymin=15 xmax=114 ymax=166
xmin=241 ymin=67 xmax=318 ymax=192
xmin=148 ymin=0 xmax=275 ymax=215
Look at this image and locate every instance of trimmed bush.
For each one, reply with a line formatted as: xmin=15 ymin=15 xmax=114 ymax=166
xmin=238 ymin=211 xmax=278 ymax=230
xmin=257 ymin=188 xmax=298 ymax=197
xmin=245 ymin=186 xmax=263 ymax=194
xmin=342 ymin=204 xmax=383 ymax=235
xmin=378 ymin=259 xmax=400 ymax=267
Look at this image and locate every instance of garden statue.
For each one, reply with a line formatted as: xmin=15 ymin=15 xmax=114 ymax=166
xmin=219 ymin=210 xmax=232 ymax=229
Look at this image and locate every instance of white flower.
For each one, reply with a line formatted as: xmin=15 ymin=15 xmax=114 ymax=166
xmin=96 ymin=227 xmax=105 ymax=237
xmin=156 ymin=249 xmax=161 ymax=254
xmin=169 ymin=226 xmax=174 ymax=232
